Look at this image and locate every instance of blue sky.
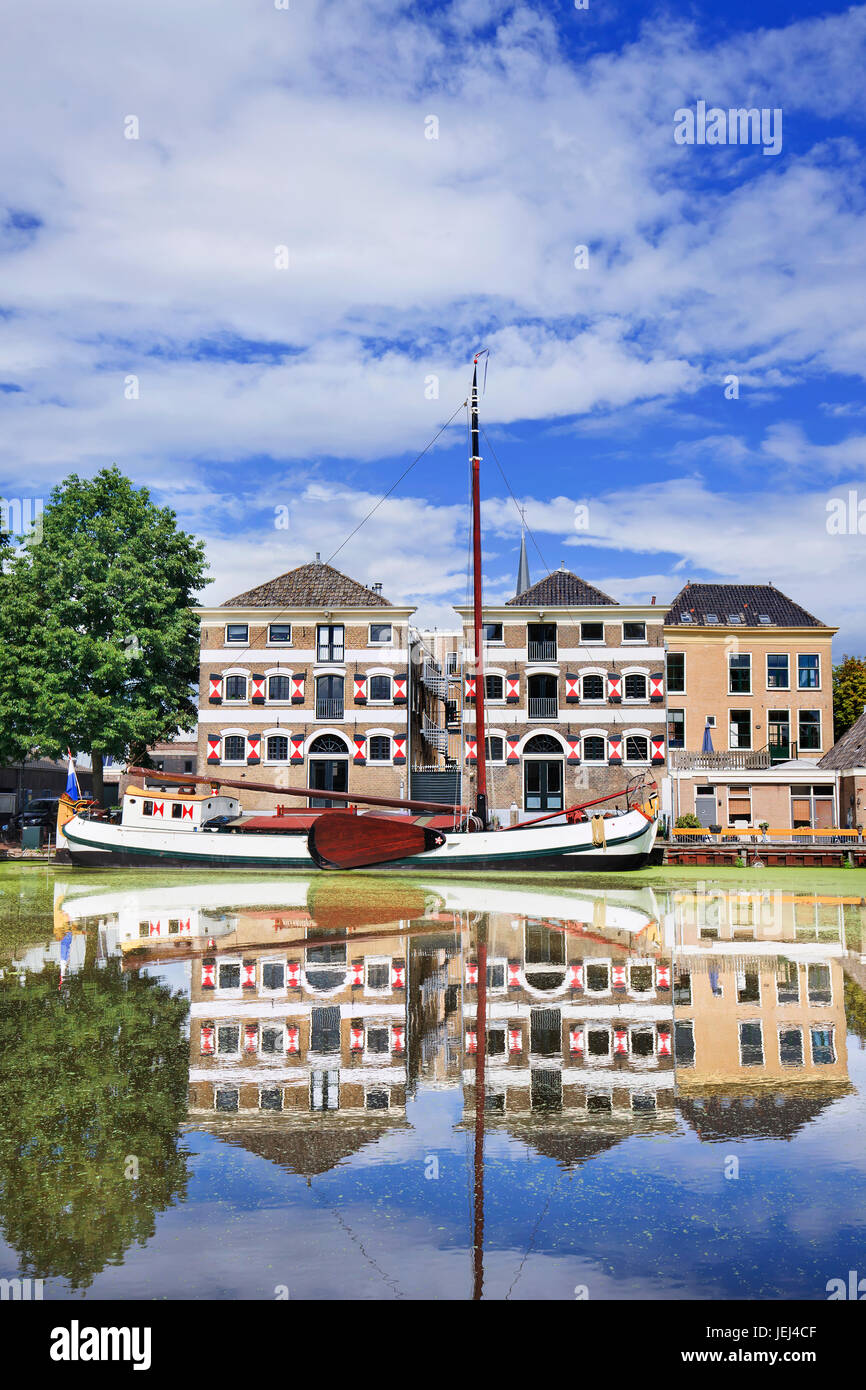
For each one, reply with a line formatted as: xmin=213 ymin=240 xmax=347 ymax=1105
xmin=1 ymin=0 xmax=865 ymax=646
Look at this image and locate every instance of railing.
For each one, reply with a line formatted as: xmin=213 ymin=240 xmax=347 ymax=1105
xmin=670 ymin=748 xmax=771 ymax=770
xmin=316 ymin=646 xmax=344 ymax=663
xmin=528 ymin=696 xmax=558 ymax=719
xmin=422 ymin=717 xmax=449 ymax=752
xmin=422 ymin=662 xmax=448 ymax=698
xmin=672 ymin=827 xmax=860 ymax=845
xmin=315 ymin=698 xmax=344 ymax=720
xmin=528 ymin=640 xmax=557 ymax=662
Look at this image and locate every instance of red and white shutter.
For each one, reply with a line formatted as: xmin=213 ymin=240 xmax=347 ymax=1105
xmin=290 ymin=735 xmax=304 ymax=763
xmin=178 ymin=916 xmax=192 ymax=933
xmin=657 ymin=1028 xmax=672 ymax=1057
xmin=649 ymin=672 xmax=664 ymax=702
xmin=202 ymin=959 xmax=216 ymax=989
xmin=505 ymin=673 xmax=520 ymax=703
xmin=353 ymin=735 xmax=366 ymax=765
xmin=465 ymin=675 xmax=476 ymax=701
xmin=349 ymin=961 xmax=364 ymax=987
xmin=565 ymin=673 xmax=580 ymax=703
xmin=246 ymin=735 xmax=261 ymax=765
xmin=200 ymin=1023 xmax=215 ymax=1055
xmin=506 ymin=736 xmax=519 ymax=765
xmin=350 ymin=1025 xmax=364 ymax=1052
xmin=656 ymin=963 xmax=671 ymax=990
xmin=148 ymin=919 xmax=161 ymax=937
xmin=242 ymin=960 xmax=256 ymax=989
xmin=508 ymin=1027 xmax=522 ymax=1053
xmin=507 ymin=961 xmax=521 ymax=988
xmin=607 ymin=673 xmax=622 ymax=703
xmin=208 ymin=673 xmax=223 ymax=704
xmin=566 ymin=735 xmax=581 ymax=764
xmin=286 ymin=1027 xmax=299 ymax=1053
xmin=391 ymin=1024 xmax=405 ymax=1052
xmin=567 ymin=963 xmax=584 ymax=990
xmin=244 ymin=1024 xmax=258 ymax=1053
xmin=612 ymin=963 xmax=627 ymax=990
xmin=151 ymin=801 xmax=165 ymax=819
xmin=390 ymin=961 xmax=405 ymax=989
xmin=353 ymin=674 xmax=367 ymax=704
xmin=614 ymin=1029 xmax=628 ymax=1055
xmin=291 ymin=674 xmax=305 ymax=704
xmin=608 ymin=735 xmax=623 ymax=765
xmin=206 ymin=735 xmax=221 ymax=764
xmin=466 ymin=961 xmax=478 ymax=986
xmin=181 ymin=804 xmax=194 ymax=821
xmin=569 ymin=1026 xmax=584 ymax=1055
xmin=465 ymin=737 xmax=477 ymax=764
xmin=286 ymin=961 xmax=300 ymax=988
xmin=251 ymin=674 xmax=266 ymax=704
xmin=651 ymin=736 xmax=665 ymax=765
xmin=392 ymin=736 xmax=406 ymax=765
xmin=393 ymin=673 xmax=408 ymax=704
xmin=465 ymin=1030 xmax=477 ymax=1053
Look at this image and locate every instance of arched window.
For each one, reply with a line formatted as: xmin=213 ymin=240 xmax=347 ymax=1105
xmin=223 ymin=735 xmax=245 ymax=762
xmin=583 ymin=735 xmax=606 ymax=762
xmin=485 ymin=675 xmax=504 ymax=701
xmin=626 ymin=735 xmax=648 ymax=762
xmin=224 ymin=675 xmax=247 ymax=701
xmin=369 ymin=735 xmax=391 ymax=762
xmin=624 ymin=673 xmax=647 ymax=701
xmin=315 ymin=676 xmax=344 ymax=720
xmin=369 ymin=674 xmax=392 ymax=702
xmin=523 ymin=734 xmax=561 ymax=755
xmin=309 ymin=734 xmax=349 ymax=755
xmin=582 ymin=674 xmax=604 ymax=701
xmin=268 ymin=675 xmax=292 ymax=701
xmin=267 ymin=735 xmax=289 ymax=762
xmin=485 ymin=735 xmax=504 ymax=762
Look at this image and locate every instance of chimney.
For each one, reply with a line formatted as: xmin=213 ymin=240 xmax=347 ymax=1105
xmin=315 ymin=552 xmax=321 ymax=564
xmin=651 ymin=595 xmax=656 ymax=605
xmin=371 ymin=582 xmax=383 ymax=595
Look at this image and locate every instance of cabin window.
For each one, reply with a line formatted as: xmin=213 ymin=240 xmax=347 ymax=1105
xmin=581 ymin=674 xmax=604 ymax=702
xmin=269 ymin=623 xmax=292 ymax=644
xmin=580 ymin=622 xmax=604 ymax=643
xmin=142 ymin=800 xmax=153 ymax=816
xmin=224 ymin=675 xmax=246 ymax=701
xmin=623 ymin=621 xmax=646 ymax=642
xmin=171 ymin=803 xmax=185 ymax=819
xmin=369 ymin=622 xmax=392 ymax=644
xmin=223 ymin=736 xmax=245 ymax=762
xmin=260 ymin=1087 xmax=283 ymax=1111
xmin=225 ymin=624 xmax=248 ymax=644
xmin=624 ymin=673 xmax=647 ymax=701
xmin=368 ymin=674 xmax=391 ymax=702
xmin=262 ymin=961 xmax=285 ymax=991
xmin=368 ymin=736 xmax=391 ymax=762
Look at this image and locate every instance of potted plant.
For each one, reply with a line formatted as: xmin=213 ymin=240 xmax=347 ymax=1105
xmin=759 ymin=820 xmax=770 ymax=842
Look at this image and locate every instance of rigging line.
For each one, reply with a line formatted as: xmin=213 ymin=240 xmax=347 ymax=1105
xmin=325 ymin=400 xmax=467 ymax=568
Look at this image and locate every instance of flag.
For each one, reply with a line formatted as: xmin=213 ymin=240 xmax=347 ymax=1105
xmin=64 ymin=750 xmax=81 ymax=800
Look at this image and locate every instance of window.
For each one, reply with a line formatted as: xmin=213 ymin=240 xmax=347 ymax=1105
xmin=705 ymin=613 xmax=719 ymax=625
xmin=674 ymin=1021 xmax=695 ymax=1065
xmin=631 ymin=1027 xmax=655 ymax=1057
xmin=262 ymin=961 xmax=285 ymax=991
xmin=673 ymin=971 xmax=691 ymax=1005
xmin=184 ymin=760 xmax=194 ymax=773
xmin=526 ymin=921 xmax=566 ymax=966
xmin=215 ymin=1087 xmax=239 ymax=1112
xmin=624 ymin=673 xmax=647 ymax=701
xmin=736 ymin=971 xmax=760 ymax=1004
xmin=142 ymin=800 xmax=154 ymax=816
xmin=807 ymin=963 xmax=832 ymax=1005
xmin=317 ymin=624 xmax=344 ymax=662
xmin=482 ymin=622 xmax=503 ymax=643
xmin=485 ymin=735 xmax=504 ymax=763
xmin=586 ymin=1091 xmax=611 ymax=1113
xmin=268 ymin=674 xmax=292 ymax=701
xmin=260 ymin=1087 xmax=283 ymax=1111
xmin=728 ymin=653 xmax=751 ymax=694
xmin=485 ymin=1090 xmax=506 ymax=1114
xmin=484 ymin=674 xmax=504 ymax=701
xmin=580 ymin=622 xmax=604 ymax=643
xmin=776 ymin=960 xmax=799 ymax=1005
xmin=269 ymin=623 xmax=291 ymax=644
xmin=729 ymin=710 xmax=751 ymax=750
xmin=366 ymin=962 xmax=391 ymax=990
xmin=224 ymin=675 xmax=246 ymax=701
xmin=527 ymin=623 xmax=556 ymax=659
xmin=487 ymin=1028 xmax=506 ymax=1056
xmin=585 ymin=962 xmax=610 ymax=993
xmin=728 ymin=785 xmax=751 ymax=820
xmin=666 ymin=652 xmax=685 ymax=693
xmin=779 ymin=1028 xmax=803 ymax=1067
xmin=583 ymin=735 xmax=606 ymax=762
xmin=171 ymin=803 xmax=184 ymax=819
xmin=488 ymin=961 xmax=506 ymax=991
xmin=798 ymin=709 xmax=821 ymax=750
xmin=630 ymin=965 xmax=653 ymax=993
xmin=225 ymin=623 xmax=248 ymax=644
xmin=739 ymin=1021 xmax=764 ymax=1066
xmin=310 ymin=1007 xmax=341 ymax=1053
xmin=366 ymin=1026 xmax=390 ymax=1054
xmin=267 ymin=735 xmax=289 ymax=762
xmin=767 ymin=653 xmax=789 ymax=689
xmin=369 ymin=622 xmax=392 ymax=644
xmin=315 ymin=674 xmax=344 ymax=719
xmin=623 ymin=621 xmax=646 ymax=642
xmin=632 ymin=1093 xmax=656 ymax=1113
xmin=582 ymin=674 xmax=604 ymax=701
xmin=223 ymin=735 xmax=245 ymax=762
xmin=810 ymin=1026 xmax=835 ymax=1065
xmin=366 ymin=1088 xmax=390 ymax=1110
xmin=217 ymin=1024 xmax=240 ymax=1054
xmin=668 ymin=709 xmax=685 ymax=748
xmin=727 ymin=613 xmax=742 ymax=625
xmin=587 ymin=1028 xmax=611 ymax=1057
xmin=798 ymin=654 xmax=820 ymax=689
xmin=368 ymin=735 xmax=391 ymax=762
xmin=261 ymin=1025 xmax=285 ymax=1055
xmin=368 ymin=674 xmax=391 ymax=702
xmin=218 ymin=963 xmax=241 ymax=989
xmin=311 ymin=1070 xmax=339 ymax=1111
xmin=625 ymin=735 xmax=648 ymax=762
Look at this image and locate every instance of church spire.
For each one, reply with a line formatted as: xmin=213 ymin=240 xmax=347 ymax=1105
xmin=516 ymin=518 xmax=530 ymax=596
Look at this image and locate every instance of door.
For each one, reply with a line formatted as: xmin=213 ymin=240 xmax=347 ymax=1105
xmin=524 ymin=760 xmax=563 ymax=811
xmin=695 ymin=787 xmax=716 ymax=828
xmin=309 ymin=758 xmax=348 ymax=808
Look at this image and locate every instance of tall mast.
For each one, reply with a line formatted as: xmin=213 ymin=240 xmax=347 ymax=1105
xmin=470 ymin=356 xmax=488 ymax=829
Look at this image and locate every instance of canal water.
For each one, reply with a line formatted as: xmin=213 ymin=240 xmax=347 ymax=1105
xmin=1 ymin=865 xmax=865 ymax=1300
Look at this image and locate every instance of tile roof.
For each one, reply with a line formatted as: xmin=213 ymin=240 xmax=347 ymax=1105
xmin=506 ymin=570 xmax=619 ymax=607
xmin=665 ymin=582 xmax=827 ymax=628
xmin=220 ymin=561 xmax=393 ymax=609
xmin=818 ymin=709 xmax=866 ymax=769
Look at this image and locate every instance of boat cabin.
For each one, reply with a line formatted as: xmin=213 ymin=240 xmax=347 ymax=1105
xmin=121 ymin=785 xmax=241 ymax=831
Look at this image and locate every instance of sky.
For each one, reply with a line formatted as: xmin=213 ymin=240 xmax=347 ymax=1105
xmin=1 ymin=0 xmax=865 ymax=647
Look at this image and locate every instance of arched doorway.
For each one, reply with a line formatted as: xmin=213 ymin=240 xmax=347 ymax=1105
xmin=523 ymin=733 xmax=564 ymax=813
xmin=308 ymin=733 xmax=349 ymax=807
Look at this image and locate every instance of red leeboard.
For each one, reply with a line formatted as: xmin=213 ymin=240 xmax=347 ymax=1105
xmin=308 ymin=812 xmax=446 ymax=869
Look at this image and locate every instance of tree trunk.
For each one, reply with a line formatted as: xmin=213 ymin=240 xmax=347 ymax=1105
xmin=90 ymin=748 xmax=104 ymax=806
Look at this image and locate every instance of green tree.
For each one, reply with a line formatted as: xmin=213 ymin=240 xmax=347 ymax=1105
xmin=0 ymin=467 xmax=207 ymax=802
xmin=832 ymin=655 xmax=866 ymax=742
xmin=0 ymin=955 xmax=190 ymax=1289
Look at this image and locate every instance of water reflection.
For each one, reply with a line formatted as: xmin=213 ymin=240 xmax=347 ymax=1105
xmin=1 ymin=875 xmax=865 ymax=1298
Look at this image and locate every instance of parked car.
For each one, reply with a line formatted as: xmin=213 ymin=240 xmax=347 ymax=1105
xmin=12 ymin=797 xmax=62 ymax=835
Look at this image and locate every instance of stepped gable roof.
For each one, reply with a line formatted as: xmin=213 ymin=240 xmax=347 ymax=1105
xmin=506 ymin=570 xmax=619 ymax=607
xmin=665 ymin=582 xmax=826 ymax=627
xmin=819 ymin=708 xmax=866 ymax=769
xmin=221 ymin=561 xmax=392 ymax=609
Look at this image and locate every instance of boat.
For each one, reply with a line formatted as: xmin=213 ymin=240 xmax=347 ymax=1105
xmin=60 ymin=356 xmax=660 ymax=872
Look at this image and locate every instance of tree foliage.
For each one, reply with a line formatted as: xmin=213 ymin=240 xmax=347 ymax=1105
xmin=832 ymin=655 xmax=866 ymax=742
xmin=0 ymin=468 xmax=208 ymax=783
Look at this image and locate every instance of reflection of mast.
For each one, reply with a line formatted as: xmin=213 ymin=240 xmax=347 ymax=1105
xmin=472 ymin=913 xmax=488 ymax=1300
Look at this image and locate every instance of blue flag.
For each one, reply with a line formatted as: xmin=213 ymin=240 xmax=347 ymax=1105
xmin=64 ymin=751 xmax=81 ymax=800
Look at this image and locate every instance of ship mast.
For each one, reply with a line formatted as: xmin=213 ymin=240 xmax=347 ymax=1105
xmin=470 ymin=355 xmax=489 ymax=830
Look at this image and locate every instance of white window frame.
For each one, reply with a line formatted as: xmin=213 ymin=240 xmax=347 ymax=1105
xmin=220 ymin=729 xmax=248 ymax=765
xmin=265 ymin=669 xmax=294 ymax=704
xmin=364 ymin=1022 xmax=393 ymax=1060
xmin=259 ymin=1022 xmax=287 ymax=1059
xmin=622 ymin=620 xmax=647 ymax=644
xmin=368 ymin=622 xmax=393 ymax=646
xmin=482 ymin=621 xmax=504 ymax=645
xmin=623 ymin=730 xmax=651 ymax=764
xmin=225 ymin=623 xmax=249 ymax=645
xmin=579 ymin=621 xmax=605 ymax=645
xmin=484 ymin=730 xmax=507 ymax=765
xmin=778 ymin=1024 xmax=804 ymax=1068
xmin=806 ymin=962 xmax=833 ymax=1006
xmin=366 ymin=730 xmax=394 ymax=765
xmin=581 ymin=729 xmax=607 ymax=764
xmin=222 ymin=669 xmax=250 ymax=704
xmin=263 ymin=731 xmax=291 ymax=764
xmin=215 ymin=1019 xmax=242 ymax=1056
xmin=366 ymin=669 xmax=394 ymax=706
xmin=584 ymin=958 xmax=611 ymax=996
xmin=810 ymin=1025 xmax=836 ymax=1066
xmin=580 ymin=670 xmax=606 ymax=704
xmin=797 ymin=708 xmax=822 ymax=751
xmin=365 ymin=956 xmax=393 ymax=995
xmin=738 ymin=1019 xmax=764 ymax=1067
xmin=585 ymin=1024 xmax=613 ymax=1063
xmin=259 ymin=957 xmax=288 ymax=995
xmin=482 ymin=669 xmax=507 ymax=705
xmin=728 ymin=709 xmax=752 ymax=751
xmin=766 ymin=652 xmax=790 ymax=691
xmin=267 ymin=623 xmax=293 ymax=646
xmin=622 ymin=669 xmax=649 ymax=703
xmin=797 ymin=653 xmax=821 ymax=691
xmin=728 ymin=651 xmax=752 ymax=695
xmin=486 ymin=958 xmax=508 ymax=995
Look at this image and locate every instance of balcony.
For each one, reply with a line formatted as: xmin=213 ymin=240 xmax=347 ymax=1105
xmin=527 ymin=640 xmax=557 ymax=662
xmin=316 ymin=644 xmax=344 ymax=663
xmin=670 ymin=747 xmax=771 ymax=771
xmin=316 ymin=698 xmax=345 ymax=720
xmin=528 ymin=696 xmax=558 ymax=720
